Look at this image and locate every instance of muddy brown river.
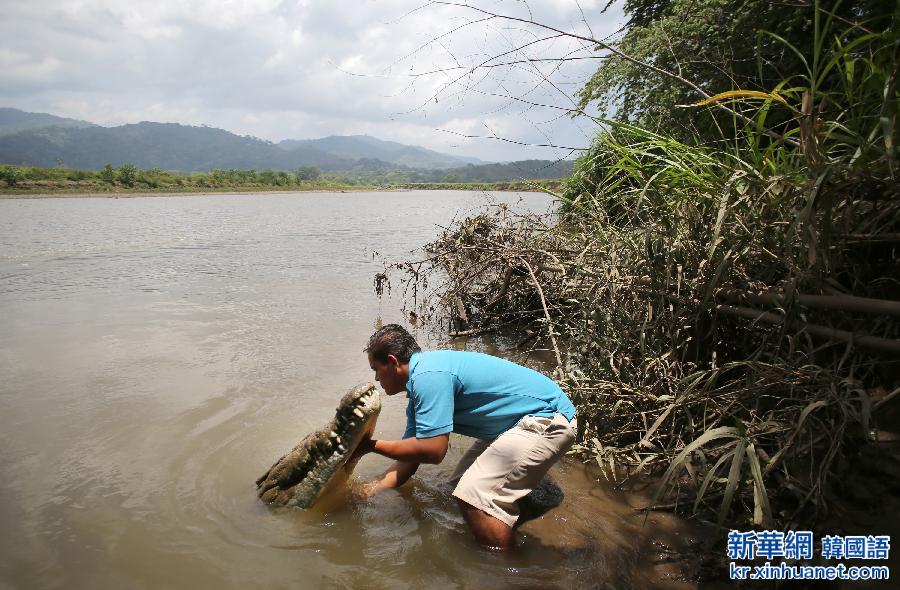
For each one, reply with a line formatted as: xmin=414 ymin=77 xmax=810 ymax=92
xmin=0 ymin=192 xmax=702 ymax=589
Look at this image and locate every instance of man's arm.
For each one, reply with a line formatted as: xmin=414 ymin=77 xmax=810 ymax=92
xmin=354 ymin=434 xmax=448 ymax=498
xmin=361 ymin=433 xmax=449 ymax=465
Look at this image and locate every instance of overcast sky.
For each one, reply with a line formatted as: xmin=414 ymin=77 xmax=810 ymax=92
xmin=1 ymin=1 xmax=625 ymax=162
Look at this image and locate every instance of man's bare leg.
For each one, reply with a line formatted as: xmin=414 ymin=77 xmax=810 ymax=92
xmin=456 ymin=498 xmax=513 ymax=550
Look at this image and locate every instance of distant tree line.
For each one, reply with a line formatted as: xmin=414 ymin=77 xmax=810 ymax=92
xmin=324 ymin=159 xmax=573 ymax=185
xmin=0 ymin=163 xmax=329 ymax=190
xmin=1 ymin=159 xmax=571 ymax=191
xmin=0 ymin=162 xmax=569 ymax=194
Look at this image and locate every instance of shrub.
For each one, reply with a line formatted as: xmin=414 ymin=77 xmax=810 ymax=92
xmin=0 ymin=165 xmax=24 ymax=186
xmin=295 ymin=166 xmax=321 ymax=181
xmin=117 ymin=164 xmax=138 ymax=187
xmin=100 ymin=164 xmax=116 ymax=184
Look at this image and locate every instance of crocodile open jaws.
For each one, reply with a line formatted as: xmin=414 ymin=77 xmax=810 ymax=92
xmin=256 ymin=383 xmax=381 ymax=508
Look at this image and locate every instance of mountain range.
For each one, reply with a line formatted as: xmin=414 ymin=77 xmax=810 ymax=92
xmin=0 ymin=108 xmax=97 ymax=135
xmin=0 ymin=108 xmax=573 ymax=181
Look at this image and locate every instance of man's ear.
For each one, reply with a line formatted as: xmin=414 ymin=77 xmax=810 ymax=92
xmin=386 ymin=353 xmax=400 ymax=368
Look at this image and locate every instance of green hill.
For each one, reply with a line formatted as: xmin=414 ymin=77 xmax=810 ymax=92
xmin=0 ymin=108 xmax=574 ymax=182
xmin=0 ymin=107 xmax=96 ymax=136
xmin=279 ymin=135 xmax=484 ymax=169
xmin=0 ymin=122 xmax=353 ymax=171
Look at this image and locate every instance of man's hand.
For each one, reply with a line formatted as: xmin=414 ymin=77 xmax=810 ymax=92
xmin=348 ymin=433 xmax=376 ymax=466
xmin=356 ymin=460 xmax=420 ymax=499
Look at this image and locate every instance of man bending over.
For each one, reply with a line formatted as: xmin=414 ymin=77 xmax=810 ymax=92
xmin=353 ymin=324 xmax=577 ymax=550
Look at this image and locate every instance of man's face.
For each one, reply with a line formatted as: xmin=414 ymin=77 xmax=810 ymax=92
xmin=367 ymin=352 xmax=407 ymax=395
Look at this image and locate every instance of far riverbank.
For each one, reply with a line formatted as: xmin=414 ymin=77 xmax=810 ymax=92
xmin=0 ymin=163 xmax=564 ymax=198
xmin=0 ymin=181 xmax=561 ymax=199
xmin=0 ymin=186 xmax=385 ymax=199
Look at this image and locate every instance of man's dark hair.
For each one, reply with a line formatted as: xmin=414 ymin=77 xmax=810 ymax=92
xmin=365 ymin=324 xmax=421 ymax=364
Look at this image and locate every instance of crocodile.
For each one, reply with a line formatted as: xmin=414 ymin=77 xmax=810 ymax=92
xmin=255 ymin=381 xmax=565 ymax=521
xmin=256 ymin=382 xmax=381 ymax=508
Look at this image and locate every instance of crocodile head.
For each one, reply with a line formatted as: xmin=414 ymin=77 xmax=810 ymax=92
xmin=256 ymin=382 xmax=381 ymax=508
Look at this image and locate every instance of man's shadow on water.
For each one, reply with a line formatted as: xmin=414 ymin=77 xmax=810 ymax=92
xmin=515 ymin=476 xmax=566 ymax=526
xmin=512 ymin=474 xmax=722 ymax=590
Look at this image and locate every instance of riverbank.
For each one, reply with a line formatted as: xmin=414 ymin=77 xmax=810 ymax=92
xmin=0 ymin=164 xmax=563 ymax=198
xmin=0 ymin=181 xmax=560 ymax=198
xmin=395 ymin=179 xmax=562 ymax=192
xmin=0 ymin=186 xmax=383 ymax=198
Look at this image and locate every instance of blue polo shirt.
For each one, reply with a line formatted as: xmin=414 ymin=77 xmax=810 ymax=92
xmin=402 ymin=350 xmax=576 ymax=441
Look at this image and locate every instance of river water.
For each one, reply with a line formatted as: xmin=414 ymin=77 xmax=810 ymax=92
xmin=0 ymin=191 xmax=700 ymax=589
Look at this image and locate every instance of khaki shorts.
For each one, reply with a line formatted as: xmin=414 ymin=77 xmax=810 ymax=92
xmin=450 ymin=413 xmax=577 ymax=527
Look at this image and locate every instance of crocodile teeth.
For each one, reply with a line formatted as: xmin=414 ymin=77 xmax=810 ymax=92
xmin=353 ymin=408 xmax=364 ymax=418
xmin=338 ymin=444 xmax=347 ymax=452
xmin=329 ymin=431 xmax=339 ymax=439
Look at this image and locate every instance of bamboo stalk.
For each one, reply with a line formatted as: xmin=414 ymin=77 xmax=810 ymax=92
xmin=714 ymin=304 xmax=900 ymax=356
xmin=717 ymin=289 xmax=900 ymax=317
xmin=839 ymin=233 xmax=900 ymax=243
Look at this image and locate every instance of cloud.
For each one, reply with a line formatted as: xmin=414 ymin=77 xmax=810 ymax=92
xmin=0 ymin=0 xmax=624 ymax=161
